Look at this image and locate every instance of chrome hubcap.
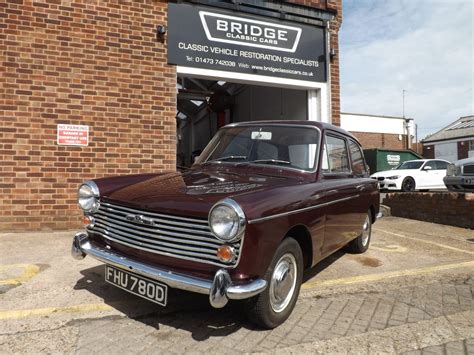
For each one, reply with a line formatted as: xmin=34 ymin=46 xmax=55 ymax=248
xmin=361 ymin=215 xmax=371 ymax=246
xmin=269 ymin=253 xmax=297 ymax=313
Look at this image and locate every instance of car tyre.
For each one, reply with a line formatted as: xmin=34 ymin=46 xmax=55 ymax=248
xmin=348 ymin=211 xmax=372 ymax=253
xmin=401 ymin=177 xmax=416 ymax=192
xmin=245 ymin=237 xmax=303 ymax=329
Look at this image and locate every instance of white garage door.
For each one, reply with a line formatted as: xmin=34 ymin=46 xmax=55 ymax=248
xmin=434 ymin=142 xmax=457 ymax=162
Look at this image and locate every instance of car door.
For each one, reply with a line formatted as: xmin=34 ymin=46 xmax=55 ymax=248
xmin=432 ymin=160 xmax=449 ymax=188
xmin=320 ymin=133 xmax=359 ymax=257
xmin=418 ymin=160 xmax=437 ymax=188
xmin=346 ymin=138 xmax=371 ymax=238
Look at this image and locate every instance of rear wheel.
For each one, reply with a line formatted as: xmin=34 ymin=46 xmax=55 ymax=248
xmin=245 ymin=237 xmax=303 ymax=329
xmin=348 ymin=211 xmax=372 ymax=253
xmin=401 ymin=177 xmax=416 ymax=192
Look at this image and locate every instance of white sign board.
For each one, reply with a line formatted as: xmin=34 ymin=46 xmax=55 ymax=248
xmin=57 ymin=124 xmax=89 ymax=146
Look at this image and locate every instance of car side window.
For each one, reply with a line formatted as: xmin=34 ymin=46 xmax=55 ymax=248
xmin=349 ymin=140 xmax=367 ymax=175
xmin=322 ymin=135 xmax=350 ymax=173
xmin=435 ymin=160 xmax=449 ymax=170
xmin=423 ymin=161 xmax=437 ymax=170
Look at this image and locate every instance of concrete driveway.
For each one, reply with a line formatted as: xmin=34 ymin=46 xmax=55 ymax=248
xmin=1 ymin=217 xmax=473 ymax=354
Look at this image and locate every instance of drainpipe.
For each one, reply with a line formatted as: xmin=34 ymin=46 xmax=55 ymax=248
xmin=404 ymin=119 xmax=412 ymax=150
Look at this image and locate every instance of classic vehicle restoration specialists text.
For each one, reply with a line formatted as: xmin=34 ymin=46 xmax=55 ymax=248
xmin=177 ymin=42 xmax=320 ymax=67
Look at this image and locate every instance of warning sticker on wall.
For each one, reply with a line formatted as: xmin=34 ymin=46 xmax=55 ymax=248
xmin=57 ymin=124 xmax=89 ymax=146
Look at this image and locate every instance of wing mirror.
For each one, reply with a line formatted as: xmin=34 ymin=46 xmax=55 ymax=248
xmin=422 ymin=165 xmax=432 ymax=171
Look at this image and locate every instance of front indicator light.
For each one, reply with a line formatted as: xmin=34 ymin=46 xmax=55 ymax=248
xmin=217 ymin=245 xmax=236 ymax=263
xmin=82 ymin=215 xmax=95 ymax=228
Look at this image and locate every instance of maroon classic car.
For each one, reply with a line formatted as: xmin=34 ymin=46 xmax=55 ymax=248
xmin=72 ymin=121 xmax=379 ymax=328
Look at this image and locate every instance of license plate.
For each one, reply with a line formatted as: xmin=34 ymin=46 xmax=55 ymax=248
xmin=463 ymin=178 xmax=473 ymax=185
xmin=105 ymin=265 xmax=168 ymax=306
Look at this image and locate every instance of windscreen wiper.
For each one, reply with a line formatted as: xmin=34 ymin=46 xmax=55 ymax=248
xmin=249 ymin=159 xmax=291 ymax=166
xmin=204 ymin=155 xmax=248 ymax=164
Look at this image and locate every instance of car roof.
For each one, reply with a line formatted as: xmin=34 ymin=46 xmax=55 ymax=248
xmin=224 ymin=120 xmax=356 ymax=139
xmin=404 ymin=159 xmax=449 ymax=163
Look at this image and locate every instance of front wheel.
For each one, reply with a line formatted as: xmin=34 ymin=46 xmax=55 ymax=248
xmin=245 ymin=237 xmax=303 ymax=329
xmin=348 ymin=211 xmax=372 ymax=253
xmin=401 ymin=177 xmax=416 ymax=192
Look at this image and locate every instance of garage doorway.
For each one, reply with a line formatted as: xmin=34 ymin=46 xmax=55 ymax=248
xmin=176 ymin=76 xmax=311 ymax=167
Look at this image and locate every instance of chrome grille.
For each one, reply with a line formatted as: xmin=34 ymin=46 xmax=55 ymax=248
xmin=463 ymin=164 xmax=474 ymax=175
xmin=91 ymin=202 xmax=241 ymax=268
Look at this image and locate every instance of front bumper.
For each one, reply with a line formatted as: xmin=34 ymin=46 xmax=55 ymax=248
xmin=375 ymin=179 xmax=401 ymax=190
xmin=72 ymin=232 xmax=267 ymax=308
xmin=443 ymin=176 xmax=474 ymax=191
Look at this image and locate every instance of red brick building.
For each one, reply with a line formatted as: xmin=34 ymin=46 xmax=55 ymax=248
xmin=340 ymin=113 xmax=414 ymax=151
xmin=1 ymin=0 xmax=342 ymax=231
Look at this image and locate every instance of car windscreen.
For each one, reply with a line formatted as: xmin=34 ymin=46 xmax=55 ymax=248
xmin=197 ymin=125 xmax=320 ymax=172
xmin=396 ymin=161 xmax=424 ymax=169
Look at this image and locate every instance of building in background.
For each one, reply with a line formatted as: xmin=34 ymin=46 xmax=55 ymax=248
xmin=0 ymin=0 xmax=342 ymax=231
xmin=340 ymin=113 xmax=414 ymax=151
xmin=422 ymin=116 xmax=474 ymax=162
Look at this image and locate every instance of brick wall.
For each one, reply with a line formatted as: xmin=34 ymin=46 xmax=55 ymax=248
xmin=384 ymin=192 xmax=474 ymax=229
xmin=0 ymin=0 xmax=175 ymax=231
xmin=288 ymin=0 xmax=342 ymax=125
xmin=350 ymin=131 xmax=407 ymax=150
xmin=1 ymin=0 xmax=342 ymax=231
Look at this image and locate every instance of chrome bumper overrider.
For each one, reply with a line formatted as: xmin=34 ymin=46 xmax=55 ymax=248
xmin=72 ymin=232 xmax=267 ymax=308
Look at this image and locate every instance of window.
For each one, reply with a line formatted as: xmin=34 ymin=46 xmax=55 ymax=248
xmin=256 ymin=142 xmax=278 ymax=160
xmin=434 ymin=160 xmax=449 ymax=170
xmin=396 ymin=161 xmax=424 ymax=170
xmin=322 ymin=135 xmax=350 ymax=173
xmin=199 ymin=125 xmax=319 ymax=172
xmin=349 ymin=140 xmax=367 ymax=175
xmin=423 ymin=161 xmax=437 ymax=170
xmin=469 ymin=140 xmax=474 ymax=151
xmin=221 ymin=135 xmax=252 ymax=157
xmin=289 ymin=144 xmax=317 ymax=170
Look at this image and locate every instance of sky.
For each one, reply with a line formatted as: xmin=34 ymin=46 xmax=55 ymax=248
xmin=339 ymin=0 xmax=473 ymax=140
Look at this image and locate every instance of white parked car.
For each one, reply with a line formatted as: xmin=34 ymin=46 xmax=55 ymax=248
xmin=370 ymin=159 xmax=450 ymax=192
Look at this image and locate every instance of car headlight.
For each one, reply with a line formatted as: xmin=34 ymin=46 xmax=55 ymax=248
xmin=209 ymin=199 xmax=246 ymax=242
xmin=78 ymin=181 xmax=100 ymax=213
xmin=446 ymin=164 xmax=461 ymax=177
xmin=446 ymin=164 xmax=455 ymax=176
xmin=386 ymin=175 xmax=401 ymax=180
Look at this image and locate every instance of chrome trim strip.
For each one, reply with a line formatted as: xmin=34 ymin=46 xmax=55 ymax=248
xmin=93 ymin=229 xmax=227 ymax=265
xmin=93 ymin=202 xmax=243 ymax=268
xmin=248 ymin=195 xmax=360 ymax=225
xmin=95 ymin=213 xmax=220 ymax=242
xmin=100 ymin=205 xmax=211 ymax=232
xmin=72 ymin=232 xmax=266 ymax=307
xmin=94 ymin=217 xmax=225 ymax=247
xmin=101 ymin=202 xmax=209 ymax=225
xmin=93 ymin=223 xmax=223 ymax=257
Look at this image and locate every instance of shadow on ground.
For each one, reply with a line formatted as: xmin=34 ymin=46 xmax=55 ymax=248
xmin=73 ymin=250 xmax=345 ymax=340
